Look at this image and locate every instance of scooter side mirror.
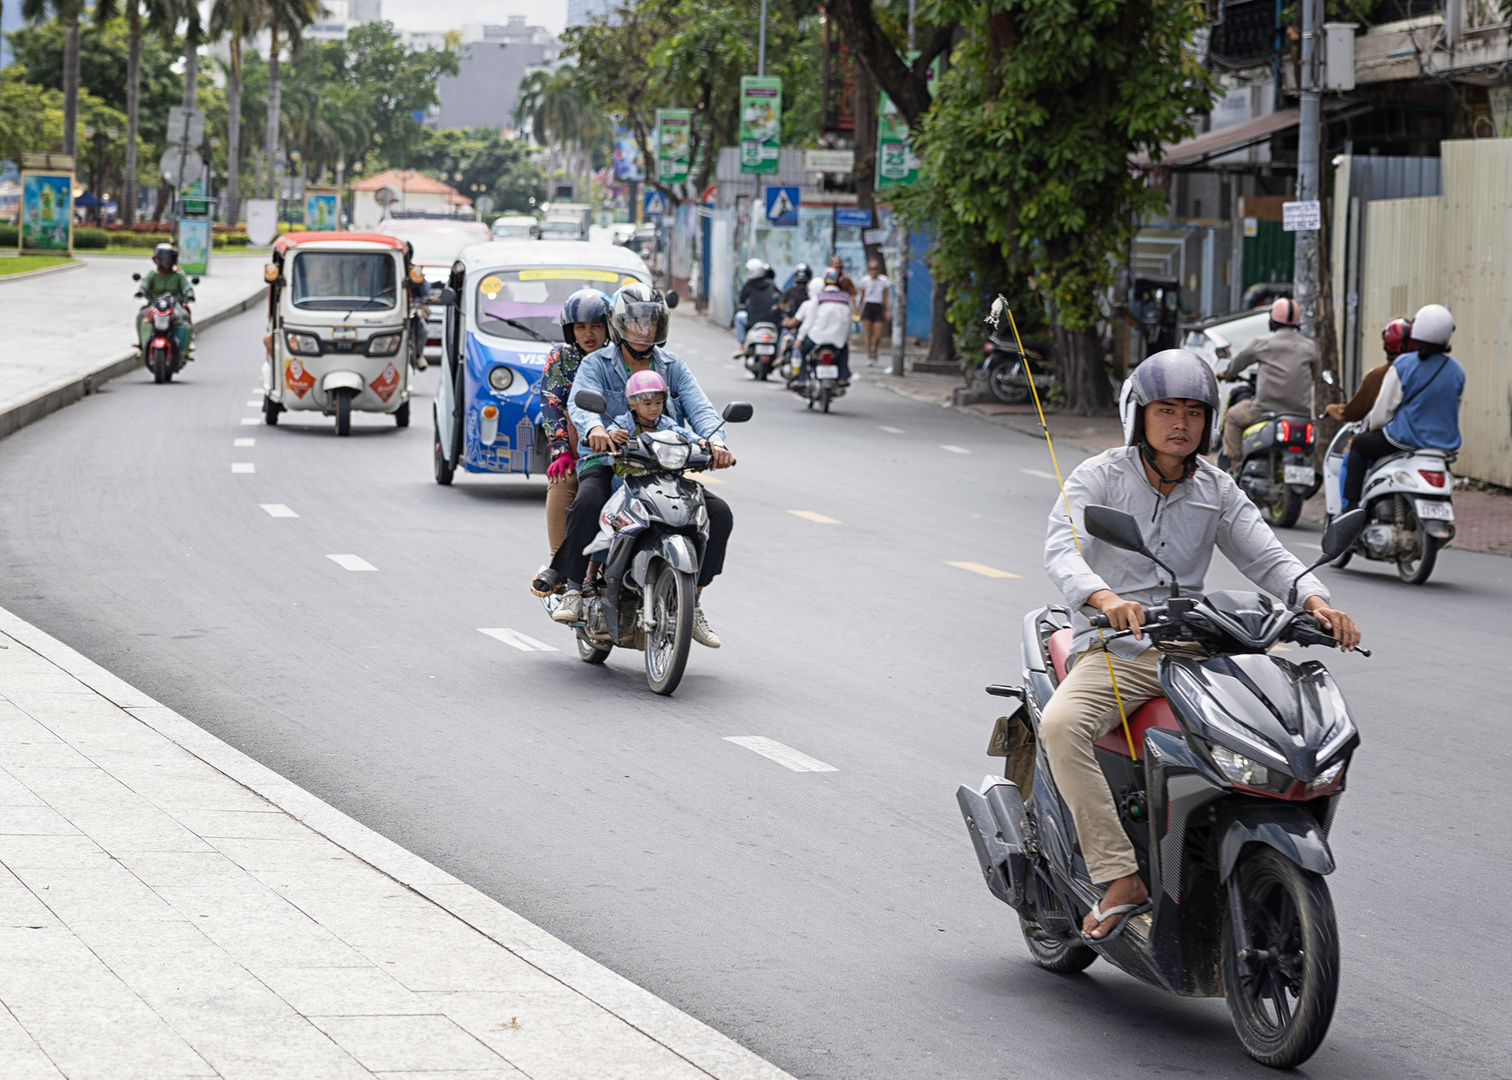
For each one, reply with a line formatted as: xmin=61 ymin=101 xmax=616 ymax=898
xmin=1321 ymin=369 xmax=1336 ymax=387
xmin=191 ymin=276 xmax=200 ymax=285
xmin=132 ymin=272 xmax=142 ymax=281
xmin=721 ymin=402 xmax=753 ymax=423
xmin=573 ymin=389 xmax=608 ymax=414
xmin=1084 ymin=505 xmax=1150 ymax=556
xmin=666 ymin=290 xmax=680 ymax=309
xmin=1320 ymin=508 xmax=1367 ymax=560
xmin=434 ymin=287 xmax=458 ymax=307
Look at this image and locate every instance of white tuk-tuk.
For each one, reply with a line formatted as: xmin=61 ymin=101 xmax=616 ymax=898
xmin=262 ymin=231 xmax=416 ymax=435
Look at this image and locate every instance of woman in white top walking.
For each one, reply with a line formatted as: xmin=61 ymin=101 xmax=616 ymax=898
xmin=858 ymin=259 xmax=891 ymax=363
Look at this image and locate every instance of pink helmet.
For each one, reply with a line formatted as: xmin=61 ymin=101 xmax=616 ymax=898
xmin=1269 ymin=297 xmax=1301 ymax=327
xmin=625 ymin=369 xmax=668 ymax=402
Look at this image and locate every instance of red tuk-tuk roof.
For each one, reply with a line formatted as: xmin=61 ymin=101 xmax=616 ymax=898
xmin=273 ymin=232 xmax=407 ymax=256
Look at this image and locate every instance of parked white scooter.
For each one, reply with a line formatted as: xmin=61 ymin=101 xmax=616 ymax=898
xmin=1322 ymin=420 xmax=1455 ymax=584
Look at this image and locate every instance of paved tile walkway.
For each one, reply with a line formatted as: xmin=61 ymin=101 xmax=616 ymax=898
xmin=0 ymin=605 xmax=791 ymax=1080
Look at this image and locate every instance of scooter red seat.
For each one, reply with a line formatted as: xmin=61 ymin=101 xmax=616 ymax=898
xmin=1046 ymin=628 xmax=1178 ymax=760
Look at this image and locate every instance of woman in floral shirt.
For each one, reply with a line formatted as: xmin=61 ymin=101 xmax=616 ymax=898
xmin=533 ymin=289 xmax=611 ymax=595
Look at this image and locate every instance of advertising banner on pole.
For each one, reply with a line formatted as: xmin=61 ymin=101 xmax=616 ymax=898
xmin=656 ymin=109 xmax=692 ymax=183
xmin=739 ymin=76 xmax=783 ymax=175
xmin=177 ymin=218 xmax=212 ymax=276
xmin=20 ymin=170 xmax=74 ymax=253
xmin=304 ymin=187 xmax=339 ymax=230
xmin=875 ymin=94 xmax=918 ymax=189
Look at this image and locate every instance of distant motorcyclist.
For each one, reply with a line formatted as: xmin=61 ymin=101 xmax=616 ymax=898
xmin=1044 ymin=349 xmax=1358 ymax=939
xmin=1342 ymin=303 xmax=1464 ymax=510
xmin=733 ymin=258 xmax=782 ymax=354
xmin=135 ymin=242 xmax=196 ymax=357
xmin=1217 ymin=297 xmax=1318 ymax=470
xmin=786 ymin=267 xmax=854 ymax=387
xmin=780 ymin=263 xmax=813 ymax=317
xmin=1324 ymin=317 xmax=1410 ymax=423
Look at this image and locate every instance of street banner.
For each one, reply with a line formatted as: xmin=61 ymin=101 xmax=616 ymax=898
xmin=245 ymin=200 xmax=278 ymax=246
xmin=656 ymin=109 xmax=692 ymax=183
xmin=875 ymin=94 xmax=918 ymax=189
xmin=19 ymin=169 xmax=73 ymax=253
xmin=739 ymin=76 xmax=783 ymax=175
xmin=764 ymin=186 xmax=799 ymax=228
xmin=304 ymin=188 xmax=339 ymax=231
xmin=613 ymin=134 xmax=645 ymax=181
xmin=177 ymin=218 xmax=211 ymax=276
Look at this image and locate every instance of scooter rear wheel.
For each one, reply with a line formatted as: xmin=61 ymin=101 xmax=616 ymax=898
xmin=1019 ymin=915 xmax=1098 ymax=973
xmin=1221 ymin=847 xmax=1339 ymax=1068
xmin=577 ymin=629 xmax=612 ymax=665
xmin=1395 ymin=495 xmax=1438 ymax=584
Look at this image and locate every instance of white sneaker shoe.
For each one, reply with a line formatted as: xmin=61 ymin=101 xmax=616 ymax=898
xmin=691 ymin=605 xmax=721 ymax=648
xmin=552 ymin=590 xmax=583 ymax=623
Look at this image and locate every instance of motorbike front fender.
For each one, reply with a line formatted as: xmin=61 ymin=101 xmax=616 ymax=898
xmin=658 ymin=533 xmax=700 ymax=575
xmin=321 ymin=370 xmax=365 ymax=393
xmin=1218 ymin=802 xmax=1335 ymax=881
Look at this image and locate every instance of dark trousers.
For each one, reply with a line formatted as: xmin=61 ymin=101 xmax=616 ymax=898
xmin=551 ymin=464 xmax=733 ymax=589
xmin=798 ymin=337 xmax=850 ymax=380
xmin=1342 ymin=427 xmax=1399 ymax=507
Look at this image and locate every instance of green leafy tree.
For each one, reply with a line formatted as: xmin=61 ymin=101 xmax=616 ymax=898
xmin=343 ymin=20 xmax=457 ymax=170
xmin=895 ymin=0 xmax=1216 ymax=411
xmin=0 ymin=67 xmax=63 ymax=165
xmin=209 ymin=0 xmax=259 ymax=222
xmin=262 ymin=0 xmax=322 ymax=198
xmin=21 ymin=0 xmax=86 ymax=156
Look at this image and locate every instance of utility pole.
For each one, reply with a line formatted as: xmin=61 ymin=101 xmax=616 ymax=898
xmin=1293 ymin=0 xmax=1322 ymax=340
xmin=889 ymin=0 xmax=917 ymax=377
xmin=757 ymin=0 xmax=767 ymax=77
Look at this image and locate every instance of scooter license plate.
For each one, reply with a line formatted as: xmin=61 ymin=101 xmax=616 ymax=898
xmin=753 ymin=345 xmax=776 ymax=355
xmin=1283 ymin=464 xmax=1314 ymax=485
xmin=1415 ymin=499 xmax=1454 ymax=521
xmin=815 ymin=365 xmax=840 ymax=379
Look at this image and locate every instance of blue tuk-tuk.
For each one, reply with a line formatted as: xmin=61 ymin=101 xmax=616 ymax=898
xmin=432 ymin=241 xmax=653 ymax=485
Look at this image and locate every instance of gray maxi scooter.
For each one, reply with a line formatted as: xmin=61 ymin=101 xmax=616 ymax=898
xmin=957 ymin=505 xmax=1369 ymax=1069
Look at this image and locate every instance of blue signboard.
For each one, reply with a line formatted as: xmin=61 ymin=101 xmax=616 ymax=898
xmin=764 ymin=185 xmax=800 ymax=228
xmin=834 ymin=206 xmax=872 ymax=228
xmin=643 ymin=189 xmax=668 ymax=217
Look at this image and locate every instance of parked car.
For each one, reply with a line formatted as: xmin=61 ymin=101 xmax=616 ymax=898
xmin=377 ymin=218 xmax=493 ymax=356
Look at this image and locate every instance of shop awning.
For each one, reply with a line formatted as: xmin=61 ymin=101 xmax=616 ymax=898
xmin=1134 ymin=108 xmax=1300 ymax=168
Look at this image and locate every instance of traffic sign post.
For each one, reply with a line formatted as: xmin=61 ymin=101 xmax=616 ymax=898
xmin=643 ymin=189 xmax=668 ymax=218
xmin=763 ymin=185 xmax=799 ymax=228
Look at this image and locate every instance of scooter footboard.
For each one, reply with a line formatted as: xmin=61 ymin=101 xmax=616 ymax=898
xmin=1217 ymin=803 xmax=1335 ymax=881
xmin=958 ymin=778 xmax=1029 ymax=909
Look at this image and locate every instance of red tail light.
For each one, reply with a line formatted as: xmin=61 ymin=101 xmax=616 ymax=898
xmin=1304 ymin=422 xmax=1314 ymax=445
xmin=1419 ymin=470 xmax=1446 ymax=487
xmin=1277 ymin=420 xmax=1291 ymax=443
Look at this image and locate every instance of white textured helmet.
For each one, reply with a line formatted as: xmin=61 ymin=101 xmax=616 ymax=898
xmin=1120 ymin=349 xmax=1221 ymax=454
xmin=1410 ymin=303 xmax=1453 ymax=347
xmin=745 ymin=257 xmax=769 ymax=276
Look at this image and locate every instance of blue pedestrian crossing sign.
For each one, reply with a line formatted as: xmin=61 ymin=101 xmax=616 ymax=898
xmin=643 ymin=190 xmax=668 ymax=217
xmin=764 ymin=185 xmax=800 ymax=228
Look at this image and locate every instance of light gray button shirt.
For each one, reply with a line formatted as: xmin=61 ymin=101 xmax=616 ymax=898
xmin=1046 ymin=447 xmax=1329 ymax=659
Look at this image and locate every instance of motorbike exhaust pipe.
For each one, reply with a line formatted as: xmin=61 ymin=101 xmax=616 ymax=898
xmin=957 ymin=777 xmax=1029 ymax=909
xmin=480 ymin=404 xmax=499 ymax=446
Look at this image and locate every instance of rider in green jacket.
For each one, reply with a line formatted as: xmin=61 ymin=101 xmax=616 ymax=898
xmin=135 ymin=243 xmax=197 ymax=356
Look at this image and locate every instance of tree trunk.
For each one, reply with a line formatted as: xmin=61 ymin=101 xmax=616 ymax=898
xmin=927 ymin=268 xmax=955 ymax=367
xmin=226 ymin=47 xmax=241 ymax=227
xmin=266 ymin=24 xmax=281 ymax=205
xmin=852 ymin=61 xmax=884 ymax=275
xmin=182 ymin=33 xmax=198 ymax=110
xmin=61 ymin=15 xmax=80 ymax=157
xmin=123 ymin=3 xmax=141 ymax=225
xmin=1055 ymin=324 xmax=1110 ymax=415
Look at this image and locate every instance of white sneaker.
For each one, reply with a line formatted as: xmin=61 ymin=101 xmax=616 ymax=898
xmin=691 ymin=605 xmax=721 ymax=648
xmin=552 ymin=590 xmax=583 ymax=623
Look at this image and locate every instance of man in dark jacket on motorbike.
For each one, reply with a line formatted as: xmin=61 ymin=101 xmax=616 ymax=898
xmin=733 ymin=259 xmax=783 ymax=355
xmin=1218 ymin=297 xmax=1318 ymax=470
xmin=1044 ymin=350 xmax=1359 ymax=940
xmin=780 ymin=264 xmax=813 ymax=317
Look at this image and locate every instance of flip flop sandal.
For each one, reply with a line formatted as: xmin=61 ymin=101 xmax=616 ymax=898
xmin=1081 ymin=899 xmax=1152 ymax=943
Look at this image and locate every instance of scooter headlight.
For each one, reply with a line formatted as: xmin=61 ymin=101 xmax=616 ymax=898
xmin=652 ymin=441 xmax=691 ymax=470
xmin=153 ymin=313 xmax=173 ymax=330
xmin=1209 ymin=744 xmax=1273 ymax=788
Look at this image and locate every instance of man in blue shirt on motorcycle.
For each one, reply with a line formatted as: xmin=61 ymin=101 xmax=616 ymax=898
xmin=552 ymin=284 xmax=734 ymax=648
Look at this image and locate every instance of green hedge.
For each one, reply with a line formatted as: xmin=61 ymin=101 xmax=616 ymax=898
xmin=0 ymin=225 xmax=15 ymax=246
xmin=0 ymin=224 xmax=251 ymax=250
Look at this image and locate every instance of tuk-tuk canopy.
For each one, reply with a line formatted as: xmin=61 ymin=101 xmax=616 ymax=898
xmin=273 ymin=232 xmax=407 ymax=257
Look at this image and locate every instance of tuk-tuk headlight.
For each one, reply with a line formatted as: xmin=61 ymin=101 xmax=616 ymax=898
xmin=366 ymin=333 xmax=402 ymax=356
xmin=488 ymin=366 xmax=515 ymax=392
xmin=285 ymin=332 xmax=321 ymax=355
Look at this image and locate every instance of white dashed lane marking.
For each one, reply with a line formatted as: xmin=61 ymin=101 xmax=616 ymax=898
xmin=240 ymin=417 xmax=260 ymax=425
xmin=478 ymin=628 xmax=559 ymax=652
xmin=245 ymin=400 xmax=261 ymax=407
xmin=234 ymin=438 xmax=255 ymax=447
xmin=941 ymin=444 xmax=971 ymax=454
xmin=260 ymin=504 xmax=299 ymax=518
xmin=724 ymin=736 xmax=838 ymax=773
xmin=326 ymin=554 xmax=377 ymax=572
xmin=1021 ymin=468 xmax=1057 ymax=480
xmin=880 ymin=426 xmax=905 ymax=434
xmin=231 ymin=463 xmax=255 ymax=474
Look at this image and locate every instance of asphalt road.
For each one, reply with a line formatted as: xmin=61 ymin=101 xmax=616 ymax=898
xmin=2 ymin=308 xmax=1508 ymax=1080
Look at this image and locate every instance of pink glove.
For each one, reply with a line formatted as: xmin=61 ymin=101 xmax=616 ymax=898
xmin=547 ymin=452 xmax=574 ymax=479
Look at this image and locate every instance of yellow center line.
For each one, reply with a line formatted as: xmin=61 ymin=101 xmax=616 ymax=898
xmin=946 ymin=561 xmax=1021 ymax=579
xmin=788 ymin=510 xmax=841 ymax=524
xmin=688 ymin=473 xmax=725 ymax=484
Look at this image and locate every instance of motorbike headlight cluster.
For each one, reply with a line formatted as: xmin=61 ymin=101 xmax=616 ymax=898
xmin=153 ymin=313 xmax=174 ymax=330
xmin=487 ymin=366 xmax=515 ymax=392
xmin=651 ymin=441 xmax=691 ymax=470
xmin=1209 ymin=744 xmax=1273 ymax=788
xmin=285 ymin=332 xmax=321 ymax=355
xmin=1307 ymin=758 xmax=1346 ymax=793
xmin=366 ymin=333 xmax=402 ymax=356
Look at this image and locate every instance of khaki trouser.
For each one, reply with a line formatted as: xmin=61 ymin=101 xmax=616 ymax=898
xmin=1039 ymin=645 xmax=1165 ymax=884
xmin=545 ymin=471 xmax=578 ymax=556
xmin=1221 ymin=398 xmax=1258 ymax=463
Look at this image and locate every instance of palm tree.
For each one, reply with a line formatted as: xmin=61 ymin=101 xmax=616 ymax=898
xmin=21 ymin=0 xmax=85 ymax=157
xmin=263 ymin=0 xmax=323 ymax=200
xmin=94 ymin=0 xmax=176 ymax=227
xmin=209 ymin=0 xmax=259 ymax=224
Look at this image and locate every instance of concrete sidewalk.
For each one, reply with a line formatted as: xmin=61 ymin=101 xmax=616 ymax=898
xmin=0 ymin=604 xmax=792 ymax=1080
xmin=0 ymin=254 xmax=267 ymax=442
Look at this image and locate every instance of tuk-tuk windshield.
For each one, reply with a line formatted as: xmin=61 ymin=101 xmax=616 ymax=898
xmin=290 ymin=251 xmax=398 ymax=311
xmin=475 ymin=268 xmax=645 ymax=342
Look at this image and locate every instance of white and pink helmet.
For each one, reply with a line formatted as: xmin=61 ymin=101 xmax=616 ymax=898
xmin=625 ymin=369 xmax=668 ymax=403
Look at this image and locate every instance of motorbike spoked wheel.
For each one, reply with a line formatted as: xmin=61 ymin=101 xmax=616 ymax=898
xmin=1221 ymin=848 xmax=1339 ymax=1069
xmin=1394 ymin=494 xmax=1439 ymax=585
xmin=576 ymin=628 xmax=612 ymax=665
xmin=645 ymin=564 xmax=694 ymax=696
xmin=988 ymin=358 xmax=1032 ymax=405
xmin=334 ymin=388 xmax=353 ymax=436
xmin=1019 ymin=915 xmax=1098 ymax=974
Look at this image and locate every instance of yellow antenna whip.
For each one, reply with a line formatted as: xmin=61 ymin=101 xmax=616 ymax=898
xmin=1001 ymin=302 xmax=1137 ymax=759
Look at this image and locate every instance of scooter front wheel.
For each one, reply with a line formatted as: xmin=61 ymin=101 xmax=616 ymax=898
xmin=1222 ymin=847 xmax=1339 ymax=1068
xmin=645 ymin=564 xmax=694 ymax=695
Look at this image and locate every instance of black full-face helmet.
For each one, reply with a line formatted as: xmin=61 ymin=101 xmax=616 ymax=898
xmin=153 ymin=242 xmax=178 ymax=271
